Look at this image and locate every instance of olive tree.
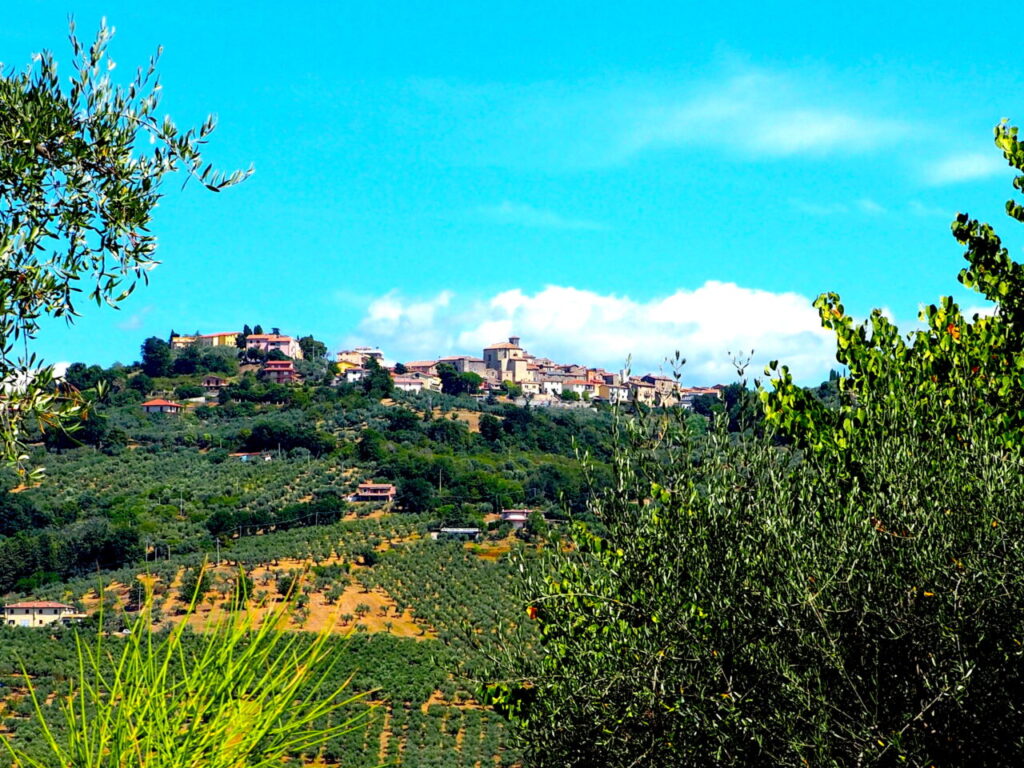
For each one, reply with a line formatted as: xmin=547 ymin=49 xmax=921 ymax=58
xmin=0 ymin=19 xmax=249 ymax=476
xmin=487 ymin=123 xmax=1024 ymax=767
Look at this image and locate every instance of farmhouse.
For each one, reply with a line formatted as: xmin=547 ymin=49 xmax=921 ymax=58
xmin=3 ymin=601 xmax=85 ymax=627
xmin=141 ymin=398 xmax=183 ymax=414
xmin=353 ymin=482 xmax=397 ymax=502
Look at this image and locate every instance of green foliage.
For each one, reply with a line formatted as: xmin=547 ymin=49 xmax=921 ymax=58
xmin=174 ymin=384 xmax=204 ymax=400
xmin=141 ymin=338 xmax=173 ymax=379
xmin=437 ymin=363 xmax=483 ymax=396
xmin=298 ymin=335 xmax=328 ymax=361
xmin=491 ymin=125 xmax=1024 ymax=767
xmin=178 ymin=566 xmax=211 ymax=606
xmin=762 ymin=121 xmax=1024 ymax=455
xmin=361 ymin=357 xmax=394 ymax=400
xmin=0 ymin=21 xmax=248 ymax=474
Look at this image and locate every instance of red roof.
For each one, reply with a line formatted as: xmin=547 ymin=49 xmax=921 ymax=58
xmin=141 ymin=399 xmax=183 ymax=408
xmin=5 ymin=601 xmax=72 ymax=610
xmin=263 ymin=360 xmax=294 ymax=368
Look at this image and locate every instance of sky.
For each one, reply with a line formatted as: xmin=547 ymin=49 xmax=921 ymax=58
xmin=5 ymin=1 xmax=1024 ymax=385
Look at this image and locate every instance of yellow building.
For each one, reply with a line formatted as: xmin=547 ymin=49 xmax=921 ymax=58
xmin=198 ymin=331 xmax=240 ymax=347
xmin=170 ymin=335 xmax=197 ymax=349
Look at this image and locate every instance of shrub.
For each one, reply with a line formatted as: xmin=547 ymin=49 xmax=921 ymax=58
xmin=1 ymin=578 xmax=369 ymax=767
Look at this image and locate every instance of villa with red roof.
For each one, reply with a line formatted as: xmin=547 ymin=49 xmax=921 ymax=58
xmin=141 ymin=399 xmax=183 ymax=414
xmin=353 ymin=482 xmax=397 ymax=502
xmin=261 ymin=359 xmax=300 ymax=384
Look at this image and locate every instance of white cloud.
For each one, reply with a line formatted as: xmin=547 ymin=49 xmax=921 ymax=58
xmin=403 ymin=65 xmax=910 ymax=170
xmin=630 ymin=73 xmax=909 ymax=159
xmin=351 ymin=282 xmax=840 ymax=385
xmin=117 ymin=305 xmax=153 ymax=331
xmin=790 ymin=197 xmax=887 ymax=216
xmin=478 ymin=201 xmax=608 ymax=231
xmin=857 ymin=198 xmax=886 ymax=214
xmin=927 ymin=152 xmax=1006 ymax=185
xmin=908 ymin=200 xmax=953 ymax=218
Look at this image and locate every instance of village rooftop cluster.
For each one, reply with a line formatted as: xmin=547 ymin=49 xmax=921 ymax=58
xmin=161 ymin=330 xmax=723 ymax=409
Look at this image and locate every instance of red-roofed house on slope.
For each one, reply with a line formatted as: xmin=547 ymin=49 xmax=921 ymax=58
xmin=141 ymin=399 xmax=183 ymax=414
xmin=261 ymin=359 xmax=300 ymax=384
xmin=246 ymin=333 xmax=303 ymax=359
xmin=3 ymin=601 xmax=85 ymax=627
xmin=352 ymin=483 xmax=397 ymax=502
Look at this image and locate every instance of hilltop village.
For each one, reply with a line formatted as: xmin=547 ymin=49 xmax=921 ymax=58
xmin=165 ymin=327 xmax=722 ymax=408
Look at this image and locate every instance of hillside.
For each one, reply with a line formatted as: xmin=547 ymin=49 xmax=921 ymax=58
xmin=0 ymin=349 xmax=629 ymax=766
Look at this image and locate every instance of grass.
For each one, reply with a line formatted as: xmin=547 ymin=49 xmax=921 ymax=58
xmin=3 ymin=570 xmax=374 ymax=768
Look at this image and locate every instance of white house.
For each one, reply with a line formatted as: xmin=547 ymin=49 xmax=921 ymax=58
xmin=3 ymin=601 xmax=85 ymax=627
xmin=393 ymin=376 xmax=426 ymax=393
xmin=141 ymin=398 xmax=183 ymax=414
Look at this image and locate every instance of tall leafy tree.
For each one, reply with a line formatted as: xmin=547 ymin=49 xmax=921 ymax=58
xmin=298 ymin=335 xmax=327 ymax=360
xmin=0 ymin=20 xmax=249 ymax=475
xmin=362 ymin=357 xmax=394 ymax=400
xmin=140 ymin=337 xmax=172 ymax=378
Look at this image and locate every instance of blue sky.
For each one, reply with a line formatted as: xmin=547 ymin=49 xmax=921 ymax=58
xmin=6 ymin=1 xmax=1024 ymax=384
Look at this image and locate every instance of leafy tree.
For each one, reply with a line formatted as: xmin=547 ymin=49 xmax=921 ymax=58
xmin=172 ymin=344 xmax=203 ymax=375
xmin=141 ymin=337 xmax=173 ymax=378
xmin=128 ymin=373 xmax=154 ymax=395
xmin=398 ymin=477 xmax=435 ymax=513
xmin=63 ymin=363 xmax=109 ymax=392
xmin=437 ymin=363 xmax=484 ymax=396
xmin=0 ymin=491 xmax=50 ymax=537
xmin=0 ymin=21 xmax=247 ymax=473
xmin=479 ymin=413 xmax=503 ymax=443
xmin=276 ymin=570 xmax=301 ymax=598
xmin=298 ymin=336 xmax=327 ymax=361
xmin=489 ymin=124 xmax=1024 ymax=767
xmin=357 ymin=429 xmax=386 ymax=463
xmin=44 ymin=404 xmax=110 ymax=451
xmin=393 ymin=362 xmax=408 ymax=374
xmin=361 ymin=357 xmax=394 ymax=400
xmin=178 ymin=566 xmax=211 ymax=606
